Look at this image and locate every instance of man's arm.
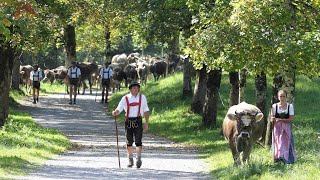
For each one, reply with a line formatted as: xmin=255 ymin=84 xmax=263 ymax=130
xmin=143 ymin=111 xmax=149 ymax=131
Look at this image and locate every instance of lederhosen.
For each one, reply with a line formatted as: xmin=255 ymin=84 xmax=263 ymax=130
xmin=69 ymin=67 xmax=79 ymax=86
xmin=125 ymin=95 xmax=143 ymax=147
xmin=101 ymin=68 xmax=111 ymax=87
xmin=32 ymin=71 xmax=41 ymax=89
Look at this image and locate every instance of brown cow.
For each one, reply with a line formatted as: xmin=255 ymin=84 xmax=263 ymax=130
xmin=124 ymin=63 xmax=138 ymax=85
xmin=76 ymin=62 xmax=98 ymax=94
xmin=222 ymin=102 xmax=264 ymax=166
xmin=109 ymin=63 xmax=127 ymax=92
xmin=136 ymin=61 xmax=149 ymax=85
xmin=20 ymin=65 xmax=33 ymax=94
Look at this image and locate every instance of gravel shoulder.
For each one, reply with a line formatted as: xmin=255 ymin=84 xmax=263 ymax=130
xmin=14 ymin=91 xmax=211 ymax=180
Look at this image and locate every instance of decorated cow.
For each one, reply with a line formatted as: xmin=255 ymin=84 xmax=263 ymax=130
xmin=222 ymin=102 xmax=264 ymax=166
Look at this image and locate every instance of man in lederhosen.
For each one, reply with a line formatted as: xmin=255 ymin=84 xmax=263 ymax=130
xmin=30 ymin=64 xmax=43 ymax=104
xmin=112 ymin=82 xmax=150 ymax=168
xmin=67 ymin=61 xmax=81 ymax=105
xmin=99 ymin=62 xmax=113 ymax=103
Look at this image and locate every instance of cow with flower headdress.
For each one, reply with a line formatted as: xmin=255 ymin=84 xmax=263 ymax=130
xmin=222 ymin=102 xmax=264 ymax=166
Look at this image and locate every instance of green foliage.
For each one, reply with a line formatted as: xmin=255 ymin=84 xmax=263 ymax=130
xmin=186 ymin=0 xmax=320 ymax=76
xmin=109 ymin=72 xmax=320 ymax=179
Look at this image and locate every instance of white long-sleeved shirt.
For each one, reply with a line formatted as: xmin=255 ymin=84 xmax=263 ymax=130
xmin=116 ymin=93 xmax=149 ymax=118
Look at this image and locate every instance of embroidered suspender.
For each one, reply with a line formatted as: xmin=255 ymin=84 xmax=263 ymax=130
xmin=125 ymin=94 xmax=142 ymax=120
xmin=138 ymin=94 xmax=142 ymax=118
xmin=125 ymin=97 xmax=130 ymax=120
xmin=103 ymin=68 xmax=110 ymax=79
xmin=70 ymin=67 xmax=78 ymax=78
xmin=33 ymin=71 xmax=40 ymax=81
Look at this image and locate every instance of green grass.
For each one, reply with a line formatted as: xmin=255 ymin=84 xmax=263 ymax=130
xmin=0 ymin=90 xmax=72 ymax=178
xmin=40 ymin=82 xmax=66 ymax=94
xmin=17 ymin=82 xmax=66 ymax=101
xmin=108 ymin=72 xmax=320 ymax=180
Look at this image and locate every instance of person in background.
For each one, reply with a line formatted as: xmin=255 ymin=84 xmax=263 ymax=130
xmin=112 ymin=82 xmax=149 ymax=168
xmin=271 ymin=89 xmax=297 ymax=164
xmin=30 ymin=64 xmax=43 ymax=104
xmin=67 ymin=61 xmax=81 ymax=105
xmin=99 ymin=62 xmax=113 ymax=103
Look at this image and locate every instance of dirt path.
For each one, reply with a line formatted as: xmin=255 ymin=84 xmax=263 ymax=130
xmin=15 ymin=91 xmax=211 ymax=180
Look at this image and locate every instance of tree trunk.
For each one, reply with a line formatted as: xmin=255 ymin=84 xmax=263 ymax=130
xmin=105 ymin=26 xmax=112 ymax=62
xmin=202 ymin=69 xmax=222 ymax=128
xmin=0 ymin=43 xmax=11 ymax=126
xmin=255 ymin=71 xmax=267 ymax=143
xmin=182 ymin=55 xmax=193 ymax=97
xmin=191 ymin=64 xmax=207 ymax=114
xmin=64 ymin=24 xmax=76 ymax=67
xmin=11 ymin=51 xmax=21 ymax=90
xmin=168 ymin=36 xmax=180 ymax=74
xmin=239 ymin=69 xmax=247 ymax=103
xmin=229 ymin=71 xmax=239 ymax=106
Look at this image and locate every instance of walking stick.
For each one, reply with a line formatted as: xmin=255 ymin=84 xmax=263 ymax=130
xmin=113 ymin=106 xmax=121 ymax=169
xmin=95 ymin=81 xmax=98 ymax=102
xmin=64 ymin=84 xmax=67 ymax=100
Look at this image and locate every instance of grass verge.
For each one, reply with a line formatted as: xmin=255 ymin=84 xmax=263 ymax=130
xmin=108 ymin=72 xmax=320 ymax=180
xmin=0 ymin=90 xmax=71 ymax=179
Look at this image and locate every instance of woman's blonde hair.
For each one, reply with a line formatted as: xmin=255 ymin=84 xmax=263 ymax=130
xmin=278 ymin=89 xmax=288 ymax=97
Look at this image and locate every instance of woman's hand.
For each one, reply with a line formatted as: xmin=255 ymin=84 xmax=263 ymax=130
xmin=271 ymin=117 xmax=283 ymax=123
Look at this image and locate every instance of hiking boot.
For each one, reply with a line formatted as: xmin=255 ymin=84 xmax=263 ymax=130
xmin=73 ymin=99 xmax=76 ymax=104
xmin=33 ymin=100 xmax=36 ymax=104
xmin=101 ymin=99 xmax=104 ymax=103
xmin=127 ymin=158 xmax=134 ymax=168
xmin=69 ymin=99 xmax=72 ymax=105
xmin=36 ymin=97 xmax=39 ymax=102
xmin=136 ymin=158 xmax=142 ymax=168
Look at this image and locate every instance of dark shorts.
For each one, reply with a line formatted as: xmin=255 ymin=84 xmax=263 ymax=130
xmin=125 ymin=118 xmax=143 ymax=147
xmin=33 ymin=81 xmax=40 ymax=89
xmin=69 ymin=78 xmax=79 ymax=87
xmin=101 ymin=79 xmax=110 ymax=87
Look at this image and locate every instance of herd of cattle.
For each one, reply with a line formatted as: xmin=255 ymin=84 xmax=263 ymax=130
xmin=19 ymin=53 xmax=182 ymax=94
xmin=20 ymin=54 xmax=265 ymax=166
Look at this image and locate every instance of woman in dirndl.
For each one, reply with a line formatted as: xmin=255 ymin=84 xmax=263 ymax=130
xmin=271 ymin=89 xmax=297 ymax=164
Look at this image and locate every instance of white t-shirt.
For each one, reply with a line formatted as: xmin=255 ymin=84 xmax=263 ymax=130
xmin=271 ymin=102 xmax=294 ymax=116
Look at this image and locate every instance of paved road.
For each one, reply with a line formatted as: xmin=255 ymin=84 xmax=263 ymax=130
xmin=15 ymin=91 xmax=211 ymax=180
